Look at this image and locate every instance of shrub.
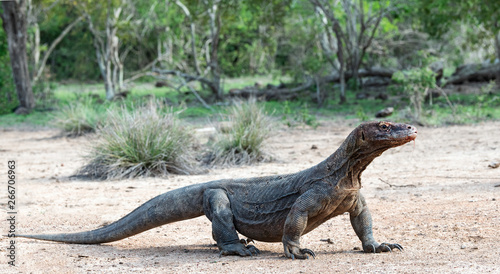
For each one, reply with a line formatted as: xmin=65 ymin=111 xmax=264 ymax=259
xmin=205 ymin=99 xmax=273 ymax=166
xmin=391 ymin=67 xmax=436 ymax=121
xmin=78 ymin=102 xmax=198 ymax=179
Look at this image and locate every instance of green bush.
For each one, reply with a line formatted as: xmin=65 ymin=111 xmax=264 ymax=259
xmin=205 ymin=99 xmax=273 ymax=166
xmin=391 ymin=67 xmax=436 ymax=121
xmin=79 ymin=102 xmax=198 ymax=179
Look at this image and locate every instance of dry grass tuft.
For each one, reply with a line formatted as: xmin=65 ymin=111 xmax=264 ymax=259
xmin=78 ymin=102 xmax=198 ymax=179
xmin=204 ymin=99 xmax=273 ymax=166
xmin=52 ymin=99 xmax=106 ymax=136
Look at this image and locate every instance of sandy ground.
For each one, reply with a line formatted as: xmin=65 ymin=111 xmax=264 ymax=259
xmin=1 ymin=120 xmax=499 ymax=273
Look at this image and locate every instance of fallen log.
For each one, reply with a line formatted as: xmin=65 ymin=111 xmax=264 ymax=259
xmin=228 ymin=78 xmax=314 ymax=101
xmin=444 ymin=63 xmax=500 ymax=86
xmin=321 ymin=67 xmax=396 ymax=83
xmin=229 ymin=68 xmax=399 ymax=100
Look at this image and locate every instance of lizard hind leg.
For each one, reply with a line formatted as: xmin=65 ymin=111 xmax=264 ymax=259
xmin=203 ymin=189 xmax=260 ymax=257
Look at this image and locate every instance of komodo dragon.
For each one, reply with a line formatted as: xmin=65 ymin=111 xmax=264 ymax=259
xmin=18 ymin=121 xmax=417 ymax=259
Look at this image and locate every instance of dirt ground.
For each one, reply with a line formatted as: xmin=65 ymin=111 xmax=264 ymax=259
xmin=1 ymin=120 xmax=499 ymax=273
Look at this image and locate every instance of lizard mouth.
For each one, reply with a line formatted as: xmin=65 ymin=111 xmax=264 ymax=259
xmin=408 ymin=132 xmax=417 ymax=140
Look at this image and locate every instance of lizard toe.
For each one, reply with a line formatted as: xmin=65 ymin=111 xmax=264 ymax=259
xmin=363 ymin=242 xmax=404 ymax=253
xmin=380 ymin=242 xmax=404 ymax=252
xmin=219 ymin=242 xmax=261 ymax=257
xmin=247 ymin=245 xmax=261 ymax=255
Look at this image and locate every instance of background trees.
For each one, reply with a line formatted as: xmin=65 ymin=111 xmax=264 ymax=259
xmin=1 ymin=0 xmax=34 ymax=112
xmin=0 ymin=0 xmax=499 ymax=111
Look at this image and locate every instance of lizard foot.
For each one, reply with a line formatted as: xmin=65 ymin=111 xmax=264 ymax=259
xmin=283 ymin=240 xmax=316 ymax=260
xmin=363 ymin=242 xmax=404 ymax=253
xmin=219 ymin=241 xmax=261 ymax=257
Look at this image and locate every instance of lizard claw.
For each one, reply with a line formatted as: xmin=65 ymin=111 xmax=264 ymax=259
xmin=381 ymin=242 xmax=404 ymax=252
xmin=246 ymin=245 xmax=261 ymax=255
xmin=363 ymin=242 xmax=404 ymax=253
xmin=300 ymin=248 xmax=316 ymax=259
xmin=370 ymin=244 xmax=376 ymax=254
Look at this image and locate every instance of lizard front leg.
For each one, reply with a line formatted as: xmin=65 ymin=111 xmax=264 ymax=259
xmin=282 ymin=190 xmax=325 ymax=260
xmin=203 ymin=189 xmax=260 ymax=257
xmin=349 ymin=193 xmax=403 ymax=253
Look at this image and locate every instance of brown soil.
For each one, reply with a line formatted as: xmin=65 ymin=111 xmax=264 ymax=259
xmin=1 ymin=120 xmax=499 ymax=273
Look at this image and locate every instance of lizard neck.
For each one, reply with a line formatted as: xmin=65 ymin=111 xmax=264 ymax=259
xmin=318 ymin=130 xmax=390 ymax=188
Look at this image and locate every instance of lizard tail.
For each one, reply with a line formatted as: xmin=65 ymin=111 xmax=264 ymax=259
xmin=17 ymin=184 xmax=206 ymax=244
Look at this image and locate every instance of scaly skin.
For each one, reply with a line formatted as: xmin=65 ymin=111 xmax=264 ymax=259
xmin=17 ymin=121 xmax=417 ymax=259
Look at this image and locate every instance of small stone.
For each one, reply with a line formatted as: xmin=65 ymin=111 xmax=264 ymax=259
xmin=311 ymin=145 xmax=318 ymax=150
xmin=461 ymin=244 xmax=466 ymax=249
xmin=488 ymin=162 xmax=499 ymax=168
xmin=375 ymin=107 xmax=394 ymax=118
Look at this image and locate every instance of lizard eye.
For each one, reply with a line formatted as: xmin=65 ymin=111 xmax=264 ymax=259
xmin=379 ymin=123 xmax=390 ymax=131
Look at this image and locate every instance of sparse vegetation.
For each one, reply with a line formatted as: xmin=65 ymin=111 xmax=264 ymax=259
xmin=78 ymin=102 xmax=198 ymax=179
xmin=391 ymin=67 xmax=437 ymax=122
xmin=205 ymin=99 xmax=273 ymax=166
xmin=281 ymin=101 xmax=320 ymax=128
xmin=52 ymin=99 xmax=107 ymax=136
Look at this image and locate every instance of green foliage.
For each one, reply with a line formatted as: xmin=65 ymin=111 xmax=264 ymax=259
xmin=355 ymin=107 xmax=370 ymax=122
xmin=281 ymin=101 xmax=319 ymax=128
xmin=206 ymin=99 xmax=273 ymax=166
xmin=0 ymin=27 xmax=17 ymax=115
xmin=276 ymin=2 xmax=325 ymax=79
xmin=391 ymin=67 xmax=437 ymax=121
xmin=218 ymin=1 xmax=288 ymax=76
xmin=79 ymin=102 xmax=198 ymax=179
xmin=35 ymin=3 xmax=99 ymax=80
xmin=416 ymin=0 xmax=500 ymax=37
xmin=478 ymin=81 xmax=498 ymax=106
xmin=421 ymin=93 xmax=500 ymax=125
xmin=411 ymin=0 xmax=500 ymax=66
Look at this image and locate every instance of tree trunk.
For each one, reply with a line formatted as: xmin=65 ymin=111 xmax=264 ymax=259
xmin=33 ymin=22 xmax=39 ymax=73
xmin=495 ymin=32 xmax=500 ymax=86
xmin=332 ymin=20 xmax=346 ymax=104
xmin=207 ymin=2 xmax=222 ymax=99
xmin=1 ymin=0 xmax=35 ymax=112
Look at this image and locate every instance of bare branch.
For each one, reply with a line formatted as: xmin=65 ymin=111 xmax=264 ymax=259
xmin=175 ymin=0 xmax=202 ymax=76
xmin=33 ymin=15 xmax=84 ymax=84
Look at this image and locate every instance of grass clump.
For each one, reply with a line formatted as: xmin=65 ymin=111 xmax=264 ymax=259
xmin=205 ymin=99 xmax=273 ymax=166
xmin=79 ymin=102 xmax=198 ymax=179
xmin=52 ymin=99 xmax=107 ymax=136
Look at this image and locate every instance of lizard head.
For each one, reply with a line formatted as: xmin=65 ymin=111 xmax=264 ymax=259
xmin=356 ymin=121 xmax=417 ymax=150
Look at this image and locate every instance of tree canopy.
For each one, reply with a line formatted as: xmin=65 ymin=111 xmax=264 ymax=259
xmin=1 ymin=0 xmax=499 ymax=108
